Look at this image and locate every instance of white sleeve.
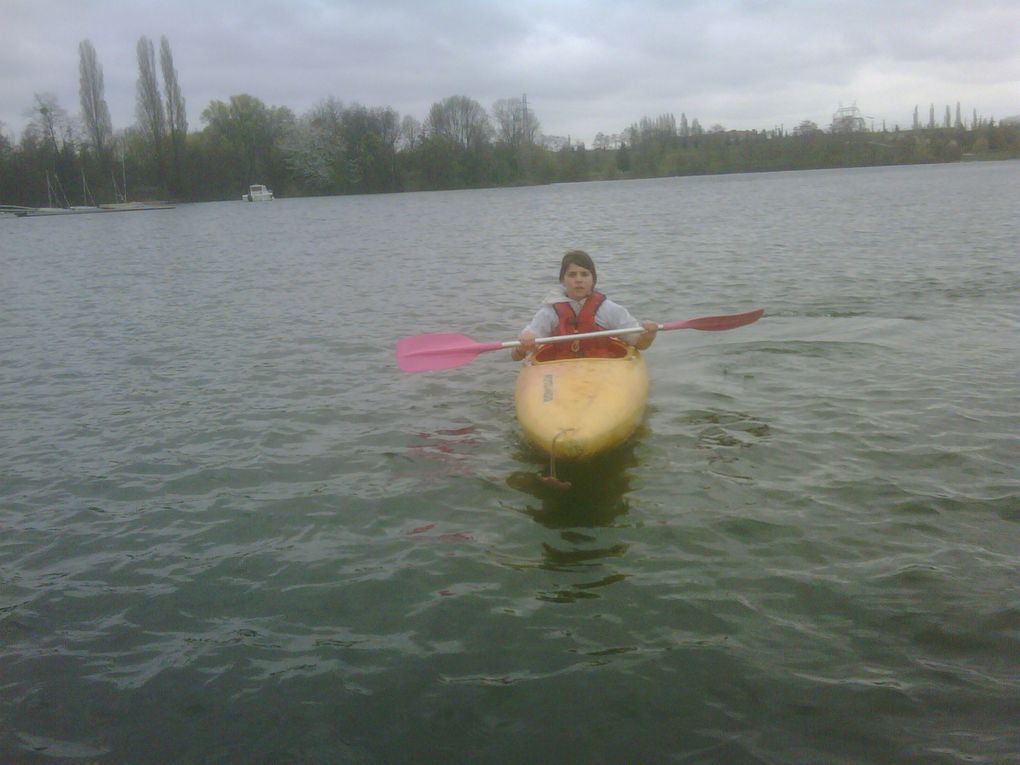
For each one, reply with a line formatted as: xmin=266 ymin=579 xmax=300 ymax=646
xmin=596 ymin=300 xmax=643 ymax=345
xmin=522 ymin=305 xmax=559 ymax=338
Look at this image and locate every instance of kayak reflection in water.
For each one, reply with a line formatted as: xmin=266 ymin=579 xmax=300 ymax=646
xmin=511 ymin=249 xmax=658 ymax=361
xmin=506 ymin=438 xmax=642 ymax=527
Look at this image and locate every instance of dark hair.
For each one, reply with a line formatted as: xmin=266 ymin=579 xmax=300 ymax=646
xmin=559 ymin=250 xmax=597 ymax=286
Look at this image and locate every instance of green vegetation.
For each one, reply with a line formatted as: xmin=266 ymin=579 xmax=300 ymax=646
xmin=609 ymin=117 xmax=1020 ymax=179
xmin=2 ymin=37 xmax=1018 ymax=208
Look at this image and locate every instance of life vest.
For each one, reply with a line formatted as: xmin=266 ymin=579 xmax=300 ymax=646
xmin=543 ymin=291 xmax=617 ymax=359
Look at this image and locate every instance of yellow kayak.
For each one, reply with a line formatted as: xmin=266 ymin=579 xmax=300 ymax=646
xmin=514 ymin=339 xmax=649 ymax=461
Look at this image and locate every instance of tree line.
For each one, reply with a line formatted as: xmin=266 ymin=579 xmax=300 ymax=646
xmin=2 ymin=36 xmax=1018 ymax=208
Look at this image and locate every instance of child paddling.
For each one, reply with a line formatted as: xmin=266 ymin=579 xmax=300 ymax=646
xmin=512 ymin=250 xmax=658 ymax=361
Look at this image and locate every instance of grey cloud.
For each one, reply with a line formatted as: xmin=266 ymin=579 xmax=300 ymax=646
xmin=1 ymin=0 xmax=1017 ymax=143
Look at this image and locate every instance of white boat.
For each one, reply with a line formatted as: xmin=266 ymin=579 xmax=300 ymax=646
xmin=243 ymin=184 xmax=274 ymax=202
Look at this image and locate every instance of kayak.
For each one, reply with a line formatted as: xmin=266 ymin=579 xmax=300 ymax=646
xmin=514 ymin=338 xmax=649 ymax=461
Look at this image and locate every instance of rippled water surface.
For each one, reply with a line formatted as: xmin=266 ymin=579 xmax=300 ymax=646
xmin=3 ymin=162 xmax=1019 ymax=763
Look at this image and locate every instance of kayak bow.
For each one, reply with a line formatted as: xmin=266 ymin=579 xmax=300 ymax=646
xmin=515 ymin=339 xmax=648 ymax=462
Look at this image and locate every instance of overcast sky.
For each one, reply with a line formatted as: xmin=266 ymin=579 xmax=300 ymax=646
xmin=2 ymin=0 xmax=1018 ymax=145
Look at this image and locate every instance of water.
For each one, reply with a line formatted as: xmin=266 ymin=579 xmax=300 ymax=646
xmin=2 ymin=162 xmax=1018 ymax=764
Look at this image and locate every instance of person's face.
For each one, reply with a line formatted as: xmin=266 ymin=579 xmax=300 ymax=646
xmin=561 ymin=263 xmax=594 ymax=300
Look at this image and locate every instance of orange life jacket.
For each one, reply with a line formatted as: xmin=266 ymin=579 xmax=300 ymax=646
xmin=542 ymin=291 xmax=617 ymax=359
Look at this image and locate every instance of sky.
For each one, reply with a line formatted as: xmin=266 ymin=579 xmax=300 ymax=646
xmin=2 ymin=0 xmax=1018 ymax=145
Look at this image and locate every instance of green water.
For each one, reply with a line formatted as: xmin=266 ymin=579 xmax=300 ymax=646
xmin=2 ymin=162 xmax=1018 ymax=763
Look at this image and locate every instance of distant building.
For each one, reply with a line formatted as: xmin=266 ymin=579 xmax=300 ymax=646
xmin=831 ymin=104 xmax=867 ymax=133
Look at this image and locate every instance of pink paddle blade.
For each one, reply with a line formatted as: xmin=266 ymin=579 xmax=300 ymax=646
xmin=396 ymin=333 xmax=505 ymax=373
xmin=661 ymin=308 xmax=764 ymax=332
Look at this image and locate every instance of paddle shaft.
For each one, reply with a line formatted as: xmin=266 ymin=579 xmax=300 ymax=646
xmin=507 ymin=307 xmax=766 ymax=348
xmin=503 ymin=324 xmax=647 ymax=350
xmin=395 ymin=309 xmax=764 ymax=372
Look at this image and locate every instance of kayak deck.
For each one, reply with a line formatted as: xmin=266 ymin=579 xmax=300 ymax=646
xmin=514 ymin=339 xmax=648 ymax=461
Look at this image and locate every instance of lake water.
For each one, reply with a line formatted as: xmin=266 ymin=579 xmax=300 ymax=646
xmin=2 ymin=162 xmax=1018 ymax=764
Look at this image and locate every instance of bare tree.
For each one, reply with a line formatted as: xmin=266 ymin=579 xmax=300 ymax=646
xmin=398 ymin=114 xmax=422 ymax=151
xmin=78 ymin=39 xmax=113 ymax=164
xmin=22 ymin=94 xmax=76 ymax=205
xmin=26 ymin=93 xmax=72 ymax=158
xmin=425 ymin=95 xmax=492 ymax=149
xmin=492 ymin=96 xmax=541 ymax=148
xmin=136 ymin=36 xmax=167 ymax=184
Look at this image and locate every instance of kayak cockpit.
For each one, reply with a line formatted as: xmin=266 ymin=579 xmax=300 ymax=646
xmin=530 ymin=336 xmax=631 ymax=363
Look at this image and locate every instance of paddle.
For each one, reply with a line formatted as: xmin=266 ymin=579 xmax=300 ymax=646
xmin=396 ymin=308 xmax=764 ymax=373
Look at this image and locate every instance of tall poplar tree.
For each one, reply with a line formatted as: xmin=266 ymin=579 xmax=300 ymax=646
xmin=136 ymin=35 xmax=167 ymax=187
xmin=159 ymin=36 xmax=188 ymax=191
xmin=78 ymin=39 xmax=113 ymax=165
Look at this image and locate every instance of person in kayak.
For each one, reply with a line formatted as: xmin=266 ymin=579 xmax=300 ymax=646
xmin=511 ymin=250 xmax=658 ymax=361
